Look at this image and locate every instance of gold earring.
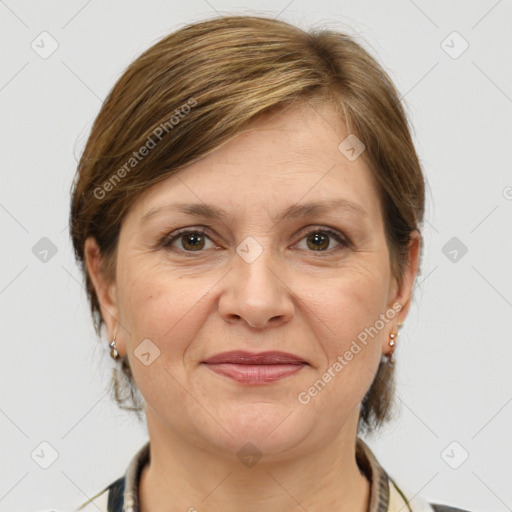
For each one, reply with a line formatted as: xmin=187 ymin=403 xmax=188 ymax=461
xmin=386 ymin=332 xmax=397 ymax=367
xmin=109 ymin=325 xmax=120 ymax=360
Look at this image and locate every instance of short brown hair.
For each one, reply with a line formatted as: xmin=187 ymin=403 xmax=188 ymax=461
xmin=70 ymin=15 xmax=425 ymax=435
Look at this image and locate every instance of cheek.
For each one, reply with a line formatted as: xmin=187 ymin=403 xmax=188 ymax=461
xmin=117 ymin=262 xmax=205 ymax=355
xmin=116 ymin=266 xmax=209 ymax=404
xmin=306 ymin=260 xmax=391 ymax=348
xmin=296 ymin=266 xmax=390 ymax=421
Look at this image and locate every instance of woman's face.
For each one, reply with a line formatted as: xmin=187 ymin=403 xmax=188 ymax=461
xmin=87 ymin=102 xmax=418 ymax=460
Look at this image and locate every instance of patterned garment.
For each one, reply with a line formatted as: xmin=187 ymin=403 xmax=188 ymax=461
xmin=76 ymin=438 xmax=472 ymax=512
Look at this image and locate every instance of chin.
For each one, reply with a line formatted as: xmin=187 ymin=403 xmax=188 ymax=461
xmin=199 ymin=402 xmax=311 ymax=459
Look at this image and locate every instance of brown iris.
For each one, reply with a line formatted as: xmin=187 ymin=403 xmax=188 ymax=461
xmin=181 ymin=232 xmax=206 ymax=251
xmin=306 ymin=232 xmax=330 ymax=251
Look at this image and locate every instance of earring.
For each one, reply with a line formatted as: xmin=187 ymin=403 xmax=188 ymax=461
xmin=386 ymin=332 xmax=397 ymax=367
xmin=109 ymin=325 xmax=120 ymax=360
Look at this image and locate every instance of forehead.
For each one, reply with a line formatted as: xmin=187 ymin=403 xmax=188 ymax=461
xmin=126 ymin=102 xmax=382 ymax=225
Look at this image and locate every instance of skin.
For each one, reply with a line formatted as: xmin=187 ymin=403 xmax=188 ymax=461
xmin=85 ymin=101 xmax=420 ymax=512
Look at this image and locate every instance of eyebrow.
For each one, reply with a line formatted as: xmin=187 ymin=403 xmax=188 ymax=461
xmin=140 ymin=198 xmax=367 ymax=226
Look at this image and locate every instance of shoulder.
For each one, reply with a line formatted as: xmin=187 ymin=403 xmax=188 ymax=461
xmin=75 ymin=476 xmax=125 ymax=512
xmin=74 ymin=441 xmax=149 ymax=512
xmin=390 ymin=477 xmax=474 ymax=512
xmin=430 ymin=505 xmax=475 ymax=512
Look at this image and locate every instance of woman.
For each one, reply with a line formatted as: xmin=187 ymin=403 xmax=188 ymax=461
xmin=70 ymin=15 xmax=472 ymax=512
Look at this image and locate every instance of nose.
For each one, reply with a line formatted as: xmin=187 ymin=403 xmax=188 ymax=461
xmin=218 ymin=246 xmax=295 ymax=329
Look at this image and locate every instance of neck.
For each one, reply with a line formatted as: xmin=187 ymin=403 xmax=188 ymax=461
xmin=139 ymin=407 xmax=370 ymax=512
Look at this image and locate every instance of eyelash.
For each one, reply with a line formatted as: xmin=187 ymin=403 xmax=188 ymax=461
xmin=160 ymin=226 xmax=350 ymax=256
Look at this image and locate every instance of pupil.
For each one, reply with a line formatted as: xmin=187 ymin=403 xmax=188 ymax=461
xmin=184 ymin=233 xmax=203 ymax=249
xmin=310 ymin=233 xmax=328 ymax=250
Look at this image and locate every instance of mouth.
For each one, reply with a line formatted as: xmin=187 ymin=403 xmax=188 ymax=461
xmin=201 ymin=350 xmax=308 ymax=385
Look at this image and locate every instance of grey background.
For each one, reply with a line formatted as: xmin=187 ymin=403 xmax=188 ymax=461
xmin=1 ymin=1 xmax=511 ymax=511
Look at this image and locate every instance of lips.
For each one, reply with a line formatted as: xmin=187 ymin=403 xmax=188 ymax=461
xmin=202 ymin=350 xmax=307 ymax=365
xmin=202 ymin=350 xmax=308 ymax=384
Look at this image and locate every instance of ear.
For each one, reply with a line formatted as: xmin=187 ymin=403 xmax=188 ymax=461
xmin=387 ymin=230 xmax=421 ymax=326
xmin=84 ymin=237 xmax=125 ymax=356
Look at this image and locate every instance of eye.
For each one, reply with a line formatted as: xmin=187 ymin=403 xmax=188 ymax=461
xmin=161 ymin=228 xmax=217 ymax=253
xmin=161 ymin=226 xmax=349 ymax=255
xmin=295 ymin=227 xmax=349 ymax=254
